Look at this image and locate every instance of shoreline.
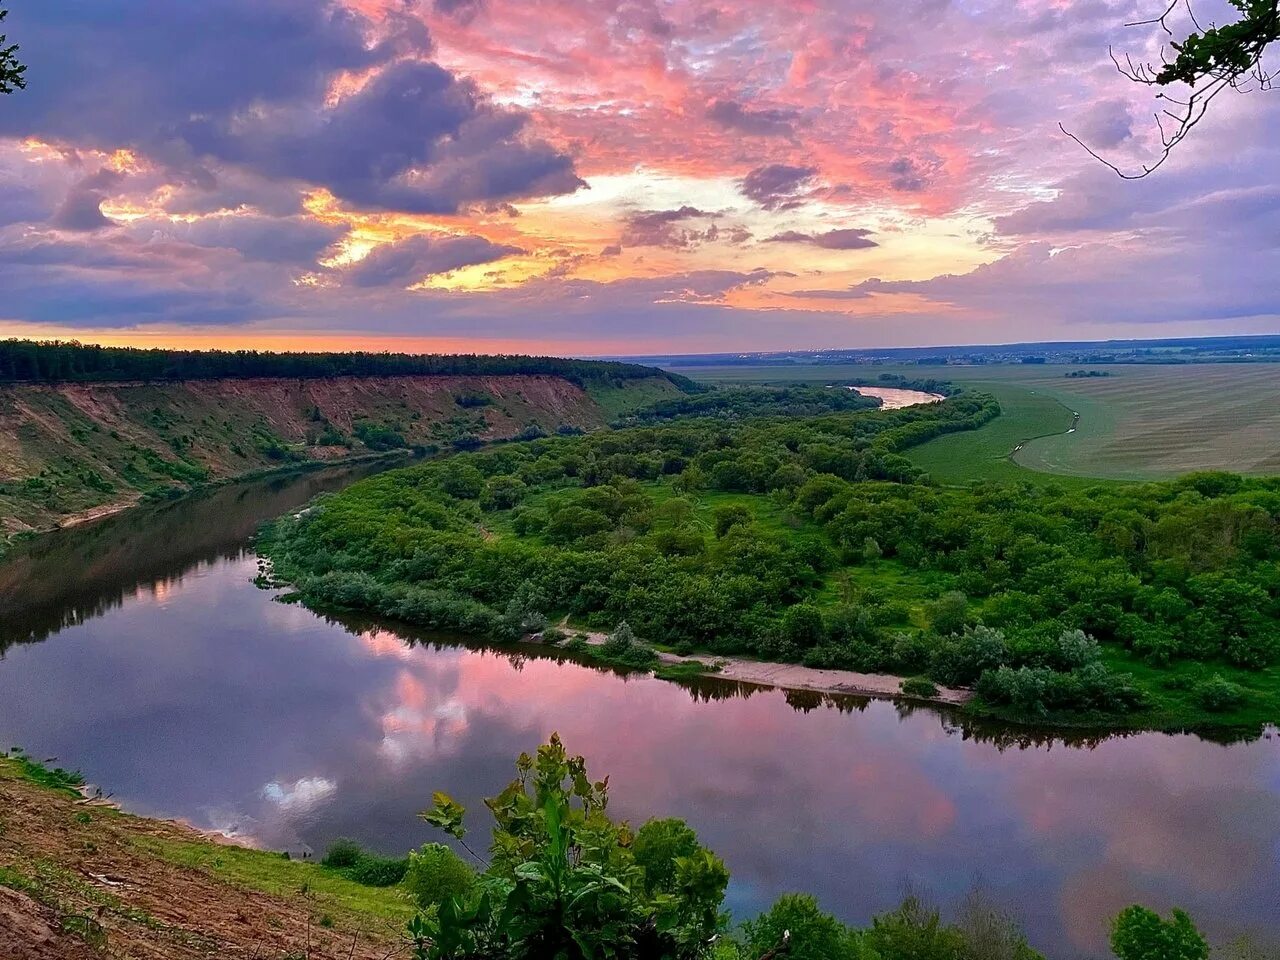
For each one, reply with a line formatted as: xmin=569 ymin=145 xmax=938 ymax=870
xmin=6 ymin=449 xmax=412 ymax=544
xmin=549 ymin=628 xmax=972 ymax=707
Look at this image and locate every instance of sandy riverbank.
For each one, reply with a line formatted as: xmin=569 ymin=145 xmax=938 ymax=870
xmin=559 ymin=630 xmax=971 ymax=707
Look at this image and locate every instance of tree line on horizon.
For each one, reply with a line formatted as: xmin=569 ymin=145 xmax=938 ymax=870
xmin=0 ymin=339 xmax=699 ymax=391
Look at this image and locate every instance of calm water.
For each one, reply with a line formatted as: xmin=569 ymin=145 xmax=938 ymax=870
xmin=1 ymin=468 xmax=1278 ymax=959
xmin=848 ymin=386 xmax=945 ymax=409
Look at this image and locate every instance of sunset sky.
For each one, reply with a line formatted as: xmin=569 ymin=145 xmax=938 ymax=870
xmin=0 ymin=0 xmax=1276 ymax=355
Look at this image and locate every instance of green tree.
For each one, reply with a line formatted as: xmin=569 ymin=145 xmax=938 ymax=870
xmin=0 ymin=6 xmax=25 ymax=95
xmin=714 ymin=504 xmax=753 ymax=538
xmin=926 ymin=591 xmax=969 ymax=636
xmin=633 ymin=818 xmax=702 ymax=895
xmin=738 ymin=894 xmax=864 ymax=960
xmin=865 ymin=896 xmax=966 ymax=960
xmin=1110 ymin=905 xmax=1210 ymax=960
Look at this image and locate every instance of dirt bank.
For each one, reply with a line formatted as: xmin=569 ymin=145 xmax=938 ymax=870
xmin=0 ymin=373 xmax=682 ymax=536
xmin=0 ymin=760 xmax=411 ymax=959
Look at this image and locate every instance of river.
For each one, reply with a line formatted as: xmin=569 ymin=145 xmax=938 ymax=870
xmin=848 ymin=386 xmax=945 ymax=409
xmin=0 ymin=464 xmax=1277 ymax=958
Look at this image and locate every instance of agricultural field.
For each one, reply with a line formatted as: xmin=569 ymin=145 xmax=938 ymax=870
xmin=667 ymin=362 xmax=1280 ymax=482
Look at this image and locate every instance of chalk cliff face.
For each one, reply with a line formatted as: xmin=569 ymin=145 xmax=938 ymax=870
xmin=0 ymin=373 xmax=681 ymax=535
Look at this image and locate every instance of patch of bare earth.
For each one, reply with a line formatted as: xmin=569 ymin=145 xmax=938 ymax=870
xmin=0 ymin=770 xmax=405 ymax=960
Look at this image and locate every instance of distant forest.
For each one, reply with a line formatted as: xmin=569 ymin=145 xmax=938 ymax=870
xmin=0 ymin=340 xmax=697 ymax=390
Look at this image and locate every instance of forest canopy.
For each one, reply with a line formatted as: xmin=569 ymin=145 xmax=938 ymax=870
xmin=0 ymin=339 xmax=698 ymax=391
xmin=261 ymin=389 xmax=1280 ymax=731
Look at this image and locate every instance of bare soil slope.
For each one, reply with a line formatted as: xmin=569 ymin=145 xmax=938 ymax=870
xmin=0 ymin=761 xmax=409 ymax=959
xmin=0 ymin=373 xmax=679 ymax=536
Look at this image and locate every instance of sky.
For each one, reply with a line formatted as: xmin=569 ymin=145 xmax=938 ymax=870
xmin=0 ymin=0 xmax=1277 ymax=356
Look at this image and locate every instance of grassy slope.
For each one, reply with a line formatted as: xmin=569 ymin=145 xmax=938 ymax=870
xmin=0 ymin=373 xmax=683 ymax=539
xmin=0 ymin=754 xmax=411 ymax=959
xmin=900 ymin=383 xmax=1113 ymax=489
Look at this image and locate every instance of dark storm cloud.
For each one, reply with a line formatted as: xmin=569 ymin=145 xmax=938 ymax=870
xmin=739 ymin=164 xmax=817 ymax=210
xmin=0 ymin=185 xmax=49 ymax=228
xmin=1074 ymin=98 xmax=1134 ymax=150
xmin=765 ymin=228 xmax=878 ymax=250
xmin=0 ymin=2 xmax=582 ymax=214
xmin=0 ymin=1 xmax=397 ymax=145
xmin=49 ymin=168 xmax=124 ymax=232
xmin=146 ymin=217 xmax=348 ymax=266
xmin=435 ymin=0 xmax=486 ymax=23
xmin=620 ymin=206 xmax=710 ymax=247
xmin=706 ymin=99 xmax=798 ymax=138
xmin=887 ymin=157 xmax=929 ymax=192
xmin=341 ymin=234 xmax=522 ymax=287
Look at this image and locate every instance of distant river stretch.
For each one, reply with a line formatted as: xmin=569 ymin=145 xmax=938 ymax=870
xmin=0 ymin=464 xmax=1277 ymax=959
xmin=848 ymin=385 xmax=945 ymax=408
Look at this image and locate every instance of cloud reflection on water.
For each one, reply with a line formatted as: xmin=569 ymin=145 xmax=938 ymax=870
xmin=0 ymin=556 xmax=1277 ymax=957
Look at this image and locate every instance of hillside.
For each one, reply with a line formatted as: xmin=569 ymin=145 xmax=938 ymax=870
xmin=0 ymin=369 xmax=687 ymax=538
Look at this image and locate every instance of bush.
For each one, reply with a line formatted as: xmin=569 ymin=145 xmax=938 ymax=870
xmin=929 ymin=625 xmax=1008 ymax=686
xmin=900 ymin=677 xmax=939 ymax=698
xmin=345 ymin=853 xmax=408 ymax=887
xmin=780 ymin=604 xmax=826 ymax=650
xmin=601 ymin=621 xmax=638 ymax=655
xmin=1050 ymin=628 xmax=1102 ymax=670
xmin=454 ymin=390 xmax=493 ymax=409
xmin=977 ymin=662 xmax=1146 ymax=718
xmin=867 ymin=897 xmax=967 ymax=960
xmin=1194 ymin=674 xmax=1246 ymax=713
xmin=890 ymin=632 xmax=933 ymax=673
xmin=926 ymin=590 xmax=969 ymax=636
xmin=713 ymin=504 xmax=753 ymax=538
xmin=321 ymin=839 xmax=408 ymax=887
xmin=403 ymin=843 xmax=474 ymax=909
xmin=321 ymin=838 xmax=363 ymax=869
xmin=1224 ymin=631 xmax=1279 ymax=669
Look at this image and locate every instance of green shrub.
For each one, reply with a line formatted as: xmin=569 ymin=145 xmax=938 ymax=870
xmin=1194 ymin=674 xmax=1245 ymax=713
xmin=403 ymin=843 xmax=474 ymax=909
xmin=320 ymin=838 xmax=407 ymax=886
xmin=925 ymin=590 xmax=969 ymax=636
xmin=344 ymin=853 xmax=407 ymax=887
xmin=900 ymin=677 xmax=939 ymax=698
xmin=321 ymin=838 xmax=364 ymax=869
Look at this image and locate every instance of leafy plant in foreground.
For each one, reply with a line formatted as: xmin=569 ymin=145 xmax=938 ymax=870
xmin=415 ymin=734 xmax=728 ymax=959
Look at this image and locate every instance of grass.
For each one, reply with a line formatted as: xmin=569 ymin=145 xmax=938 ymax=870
xmin=1 ymin=749 xmax=86 ymax=795
xmin=902 ymin=383 xmax=1125 ymax=490
xmin=585 ymin=375 xmax=687 ymax=419
xmin=0 ymin=754 xmax=414 ymax=956
xmin=132 ymin=835 xmax=418 ymax=925
xmin=1098 ymin=650 xmax=1280 ymax=735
